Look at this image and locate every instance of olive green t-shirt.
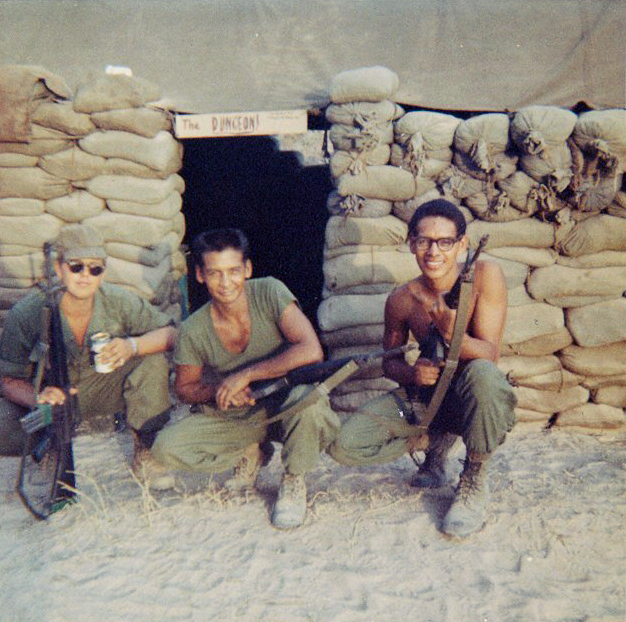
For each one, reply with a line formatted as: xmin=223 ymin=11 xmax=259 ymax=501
xmin=174 ymin=277 xmax=296 ymax=374
xmin=0 ymin=282 xmax=172 ymax=382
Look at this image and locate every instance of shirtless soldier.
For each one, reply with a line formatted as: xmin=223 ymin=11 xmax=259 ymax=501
xmin=328 ymin=199 xmax=517 ymax=537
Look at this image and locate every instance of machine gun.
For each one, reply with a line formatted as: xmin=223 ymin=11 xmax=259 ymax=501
xmin=16 ymin=242 xmax=80 ymax=520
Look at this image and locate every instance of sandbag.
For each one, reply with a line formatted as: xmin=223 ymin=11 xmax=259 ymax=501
xmin=326 ymin=191 xmax=392 ymax=218
xmin=336 ymin=166 xmax=415 ymax=201
xmin=73 ymin=74 xmax=161 ymax=113
xmin=0 ymin=286 xmax=37 ymax=309
xmin=390 ymin=144 xmax=453 ymax=178
xmin=0 ymin=213 xmax=62 ymax=247
xmin=101 ymin=157 xmax=177 ymax=180
xmin=0 ymin=243 xmax=42 ymax=256
xmin=82 ymin=211 xmax=174 ymax=246
xmin=512 ymin=385 xmax=589 ymax=414
xmin=501 ymin=326 xmax=573 ymax=357
xmin=497 ymin=355 xmax=562 ymax=380
xmin=322 ymin=282 xmax=394 ymax=297
xmin=0 ymin=198 xmax=44 ymax=216
xmin=511 ymin=368 xmax=583 ymax=392
xmin=556 ymin=250 xmax=626 ymax=268
xmin=326 ymin=101 xmax=404 ymax=126
xmin=332 ymin=376 xmax=399 ymax=396
xmin=329 ymin=66 xmax=399 ymax=104
xmin=394 ymin=111 xmax=460 ymax=150
xmin=502 ymin=303 xmax=564 ymax=345
xmin=572 ymin=109 xmax=626 ymax=172
xmin=556 ymin=403 xmax=625 ymax=429
xmin=582 ymin=373 xmax=626 ymax=390
xmin=453 ymin=149 xmax=518 ymax=182
xmin=543 ymin=295 xmax=616 ymax=308
xmin=519 ymin=144 xmax=573 ymax=192
xmin=592 ymin=386 xmax=626 ymax=408
xmin=560 ymin=342 xmax=626 ymax=376
xmin=321 ymin=323 xmax=385 ymax=348
xmin=79 ymin=130 xmax=182 ymax=173
xmin=392 ymin=180 xmax=442 ymax=213
xmin=0 ymin=167 xmax=70 ymax=200
xmin=466 ymin=218 xmax=555 ymax=249
xmin=317 ymin=293 xmax=388 ymax=332
xmin=323 ymin=248 xmax=419 ymax=293
xmin=496 ymin=171 xmax=543 ymax=214
xmin=507 ymin=285 xmax=534 ymax=307
xmin=329 ymin=145 xmax=391 ymax=177
xmin=0 ymin=153 xmax=39 ymax=167
xmin=555 ymin=214 xmax=626 ymax=256
xmin=488 ymin=246 xmax=557 ymax=267
xmin=105 ymin=255 xmax=172 ymax=299
xmin=480 ymin=254 xmax=529 ymax=289
xmin=607 ymin=190 xmax=626 ymax=218
xmin=0 ymin=252 xmax=44 ymax=280
xmin=464 ymin=188 xmax=535 ymax=222
xmin=325 ymin=215 xmax=407 ymax=249
xmin=75 ymin=174 xmax=185 ymax=204
xmin=90 ymin=107 xmax=172 ymax=138
xmin=510 ymin=106 xmax=577 ymax=155
xmin=107 ymin=191 xmax=182 ymax=220
xmin=45 ymin=190 xmax=105 ymax=222
xmin=514 ymin=408 xmax=551 ymax=423
xmin=527 ymin=264 xmax=626 ymax=301
xmin=566 ymin=299 xmax=626 ymax=348
xmin=329 ymin=122 xmax=394 ymax=153
xmin=0 ymin=124 xmax=72 ymax=156
xmin=31 ymin=101 xmax=95 ymax=136
xmin=38 ymin=146 xmax=107 ymax=180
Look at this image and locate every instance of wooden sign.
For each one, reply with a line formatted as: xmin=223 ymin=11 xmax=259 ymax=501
xmin=174 ymin=109 xmax=308 ymax=138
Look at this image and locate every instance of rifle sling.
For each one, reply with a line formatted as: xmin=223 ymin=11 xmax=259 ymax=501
xmin=415 ymin=272 xmax=474 ymax=429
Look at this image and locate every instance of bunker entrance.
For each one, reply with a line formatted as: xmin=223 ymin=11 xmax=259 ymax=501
xmin=179 ymin=136 xmax=332 ymax=329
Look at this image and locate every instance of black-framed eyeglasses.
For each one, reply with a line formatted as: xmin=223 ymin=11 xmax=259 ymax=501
xmin=413 ymin=236 xmax=460 ymax=252
xmin=65 ymin=261 xmax=105 ymax=277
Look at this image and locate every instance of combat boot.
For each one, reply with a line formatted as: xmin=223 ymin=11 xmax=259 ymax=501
xmin=224 ymin=444 xmax=263 ymax=493
xmin=131 ymin=430 xmax=175 ymax=491
xmin=270 ymin=472 xmax=307 ymax=529
xmin=441 ymin=453 xmax=490 ymax=538
xmin=410 ymin=433 xmax=456 ymax=488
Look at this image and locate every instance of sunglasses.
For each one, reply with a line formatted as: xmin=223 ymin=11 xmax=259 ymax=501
xmin=65 ymin=261 xmax=105 ymax=277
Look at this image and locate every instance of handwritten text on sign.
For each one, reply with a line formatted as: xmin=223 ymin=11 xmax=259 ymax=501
xmin=175 ymin=110 xmax=308 ymax=138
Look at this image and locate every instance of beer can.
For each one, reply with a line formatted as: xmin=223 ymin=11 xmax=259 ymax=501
xmin=91 ymin=332 xmax=114 ymax=373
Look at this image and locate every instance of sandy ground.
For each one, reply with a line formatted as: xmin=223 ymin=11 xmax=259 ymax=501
xmin=1 ymin=413 xmax=625 ymax=622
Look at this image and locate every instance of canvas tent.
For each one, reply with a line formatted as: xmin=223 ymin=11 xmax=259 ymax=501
xmin=1 ymin=0 xmax=624 ymax=115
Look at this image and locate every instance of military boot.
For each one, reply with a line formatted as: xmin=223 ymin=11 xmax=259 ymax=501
xmin=410 ymin=433 xmax=457 ymax=488
xmin=441 ymin=453 xmax=490 ymax=538
xmin=224 ymin=444 xmax=263 ymax=494
xmin=270 ymin=472 xmax=307 ymax=529
xmin=131 ymin=430 xmax=175 ymax=491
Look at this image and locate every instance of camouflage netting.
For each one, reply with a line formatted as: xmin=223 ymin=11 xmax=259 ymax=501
xmin=319 ymin=66 xmax=626 ymax=430
xmin=0 ymin=66 xmax=187 ymax=326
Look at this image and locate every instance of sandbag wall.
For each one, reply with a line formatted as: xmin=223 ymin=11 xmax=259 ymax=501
xmin=0 ymin=68 xmax=186 ymax=327
xmin=318 ymin=66 xmax=626 ymax=430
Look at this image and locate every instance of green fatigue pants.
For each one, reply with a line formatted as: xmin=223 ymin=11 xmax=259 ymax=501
xmin=152 ymin=384 xmax=341 ymax=476
xmin=0 ymin=352 xmax=172 ymax=455
xmin=328 ymin=359 xmax=517 ymax=467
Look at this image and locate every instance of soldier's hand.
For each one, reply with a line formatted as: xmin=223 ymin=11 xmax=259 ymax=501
xmin=99 ymin=337 xmax=135 ymax=369
xmin=413 ymin=358 xmax=444 ymax=386
xmin=216 ymin=371 xmax=255 ymax=410
xmin=36 ymin=385 xmax=77 ymax=405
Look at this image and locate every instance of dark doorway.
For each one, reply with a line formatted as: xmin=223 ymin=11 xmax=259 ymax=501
xmin=179 ymin=136 xmax=332 ymax=329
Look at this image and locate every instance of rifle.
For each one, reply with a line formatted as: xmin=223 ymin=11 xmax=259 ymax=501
xmin=244 ymin=344 xmax=417 ymax=428
xmin=16 ymin=242 xmax=80 ymax=520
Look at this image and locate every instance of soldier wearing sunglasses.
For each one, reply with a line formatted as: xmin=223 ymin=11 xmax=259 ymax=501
xmin=329 ymin=199 xmax=516 ymax=538
xmin=0 ymin=224 xmax=177 ymax=489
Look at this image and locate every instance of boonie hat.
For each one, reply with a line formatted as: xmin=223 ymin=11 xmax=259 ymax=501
xmin=55 ymin=224 xmax=106 ymax=260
